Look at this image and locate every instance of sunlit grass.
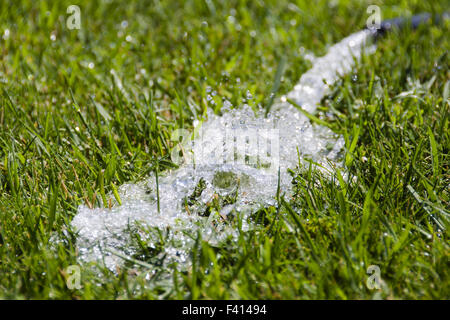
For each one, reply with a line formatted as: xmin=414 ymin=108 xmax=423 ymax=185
xmin=0 ymin=0 xmax=448 ymax=299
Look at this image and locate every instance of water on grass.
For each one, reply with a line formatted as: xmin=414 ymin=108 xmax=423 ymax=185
xmin=71 ymin=30 xmax=375 ymax=271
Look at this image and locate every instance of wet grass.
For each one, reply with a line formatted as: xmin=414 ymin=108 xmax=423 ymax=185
xmin=0 ymin=0 xmax=448 ymax=299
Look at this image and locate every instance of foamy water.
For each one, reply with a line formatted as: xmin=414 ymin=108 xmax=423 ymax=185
xmin=71 ymin=30 xmax=375 ymax=271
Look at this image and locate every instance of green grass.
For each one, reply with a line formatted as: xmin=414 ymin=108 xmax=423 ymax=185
xmin=0 ymin=0 xmax=448 ymax=299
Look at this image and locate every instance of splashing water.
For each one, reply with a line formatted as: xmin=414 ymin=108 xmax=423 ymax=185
xmin=71 ymin=30 xmax=375 ymax=271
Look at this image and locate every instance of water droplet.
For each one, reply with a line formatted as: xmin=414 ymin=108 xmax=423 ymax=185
xmin=227 ymin=16 xmax=236 ymax=24
xmin=3 ymin=29 xmax=10 ymax=40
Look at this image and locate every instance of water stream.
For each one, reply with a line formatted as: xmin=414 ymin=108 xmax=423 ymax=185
xmin=71 ymin=30 xmax=375 ymax=271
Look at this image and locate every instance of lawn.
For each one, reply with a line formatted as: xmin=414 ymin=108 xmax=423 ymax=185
xmin=0 ymin=0 xmax=448 ymax=299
